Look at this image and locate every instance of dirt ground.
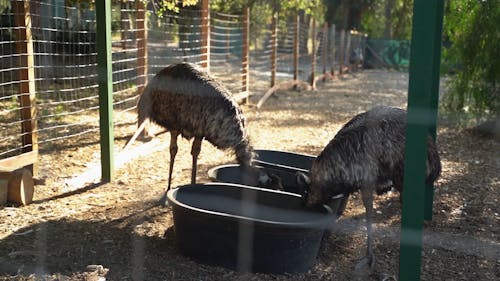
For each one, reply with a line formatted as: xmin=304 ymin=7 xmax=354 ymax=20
xmin=0 ymin=69 xmax=499 ymax=281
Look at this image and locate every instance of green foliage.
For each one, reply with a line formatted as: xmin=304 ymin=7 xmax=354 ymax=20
xmin=0 ymin=0 xmax=9 ymax=13
xmin=360 ymin=0 xmax=413 ymax=39
xmin=146 ymin=0 xmax=199 ymax=16
xmin=442 ymin=0 xmax=499 ymax=119
xmin=209 ymin=0 xmax=325 ymax=50
xmin=210 ymin=0 xmax=324 ymax=17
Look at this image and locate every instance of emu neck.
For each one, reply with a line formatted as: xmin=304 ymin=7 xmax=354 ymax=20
xmin=234 ymin=141 xmax=254 ymax=168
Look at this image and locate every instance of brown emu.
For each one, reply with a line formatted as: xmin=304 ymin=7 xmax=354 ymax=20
xmin=136 ymin=62 xmax=254 ymax=201
xmin=305 ymin=106 xmax=441 ymax=270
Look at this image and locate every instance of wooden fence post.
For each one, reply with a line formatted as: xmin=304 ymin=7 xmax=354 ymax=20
xmin=201 ymin=0 xmax=210 ymax=71
xmin=241 ymin=7 xmax=250 ymax=103
xmin=321 ymin=23 xmax=328 ymax=76
xmin=338 ymin=29 xmax=345 ymax=75
xmin=120 ymin=1 xmax=129 ymax=50
xmin=293 ymin=14 xmax=300 ymax=85
xmin=270 ymin=13 xmax=278 ymax=88
xmin=330 ymin=24 xmax=336 ymax=76
xmin=226 ymin=22 xmax=231 ymax=60
xmin=345 ymin=30 xmax=352 ymax=70
xmin=310 ymin=18 xmax=316 ymax=89
xmin=136 ymin=0 xmax=148 ymax=95
xmin=13 ymin=0 xmax=38 ymax=175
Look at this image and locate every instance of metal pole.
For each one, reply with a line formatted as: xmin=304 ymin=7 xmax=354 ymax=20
xmin=96 ymin=0 xmax=114 ymax=182
xmin=399 ymin=0 xmax=444 ymax=280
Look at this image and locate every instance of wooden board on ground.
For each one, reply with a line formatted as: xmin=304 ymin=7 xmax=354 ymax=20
xmin=0 ymin=180 xmax=7 ymax=206
xmin=0 ymin=169 xmax=34 ymax=206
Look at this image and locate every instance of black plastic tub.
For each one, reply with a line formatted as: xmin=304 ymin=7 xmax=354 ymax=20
xmin=167 ymin=183 xmax=343 ymax=274
xmin=208 ymin=164 xmax=304 ymax=195
xmin=253 ymin=149 xmax=316 ymax=174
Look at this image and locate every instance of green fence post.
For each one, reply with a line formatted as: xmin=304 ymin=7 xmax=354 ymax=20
xmin=96 ymin=0 xmax=114 ymax=182
xmin=399 ymin=0 xmax=444 ymax=280
xmin=424 ymin=0 xmax=445 ymax=222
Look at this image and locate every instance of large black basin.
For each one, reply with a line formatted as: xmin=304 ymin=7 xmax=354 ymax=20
xmin=167 ymin=183 xmax=343 ymax=274
xmin=208 ymin=163 xmax=349 ymax=218
xmin=253 ymin=149 xmax=316 ymax=174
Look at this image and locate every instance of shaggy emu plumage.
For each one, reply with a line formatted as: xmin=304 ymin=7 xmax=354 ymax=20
xmin=136 ymin=62 xmax=254 ymax=201
xmin=305 ymin=106 xmax=441 ymax=270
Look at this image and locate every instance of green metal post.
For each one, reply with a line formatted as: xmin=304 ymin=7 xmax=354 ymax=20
xmin=399 ymin=0 xmax=444 ymax=280
xmin=424 ymin=0 xmax=445 ymax=221
xmin=96 ymin=0 xmax=114 ymax=182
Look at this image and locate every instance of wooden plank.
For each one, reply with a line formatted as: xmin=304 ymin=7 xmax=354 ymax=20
xmin=0 ymin=169 xmax=34 ymax=205
xmin=13 ymin=0 xmax=38 ymax=175
xmin=0 ymin=151 xmax=38 ymax=172
xmin=0 ymin=179 xmax=7 ymax=206
xmin=256 ymin=80 xmax=312 ymax=109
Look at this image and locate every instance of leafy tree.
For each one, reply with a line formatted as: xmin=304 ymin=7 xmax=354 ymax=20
xmin=323 ymin=0 xmax=375 ymax=31
xmin=0 ymin=0 xmax=9 ymax=13
xmin=442 ymin=0 xmax=499 ymax=130
xmin=359 ymin=0 xmax=413 ymax=39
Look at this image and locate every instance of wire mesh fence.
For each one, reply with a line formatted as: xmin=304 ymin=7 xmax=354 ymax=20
xmin=0 ymin=0 xmax=359 ymax=172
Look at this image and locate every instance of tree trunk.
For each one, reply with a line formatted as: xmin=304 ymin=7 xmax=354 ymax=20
xmin=384 ymin=0 xmax=396 ymax=39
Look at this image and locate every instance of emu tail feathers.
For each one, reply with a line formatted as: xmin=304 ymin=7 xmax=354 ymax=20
xmin=137 ymin=81 xmax=154 ymax=128
xmin=123 ymin=120 xmax=148 ymax=150
xmin=123 ymin=79 xmax=155 ymax=150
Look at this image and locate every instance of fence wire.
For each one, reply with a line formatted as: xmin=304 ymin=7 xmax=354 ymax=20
xmin=0 ymin=1 xmax=357 ymax=166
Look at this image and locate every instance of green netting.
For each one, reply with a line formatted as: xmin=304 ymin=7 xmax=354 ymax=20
xmin=364 ymin=38 xmax=411 ymax=70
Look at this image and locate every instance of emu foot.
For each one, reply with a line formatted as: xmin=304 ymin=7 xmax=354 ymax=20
xmin=158 ymin=192 xmax=170 ymax=207
xmin=380 ymin=273 xmax=397 ymax=281
xmin=138 ymin=132 xmax=154 ymax=142
xmin=354 ymin=254 xmax=375 ymax=275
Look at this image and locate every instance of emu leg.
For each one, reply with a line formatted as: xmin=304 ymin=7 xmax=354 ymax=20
xmin=355 ymin=187 xmax=375 ymax=272
xmin=190 ymin=137 xmax=203 ymax=184
xmin=159 ymin=130 xmax=180 ymax=206
xmin=167 ymin=131 xmax=180 ymax=190
xmin=337 ymin=193 xmax=350 ymax=217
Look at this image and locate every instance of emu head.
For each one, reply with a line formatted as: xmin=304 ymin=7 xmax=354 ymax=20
xmin=257 ymin=171 xmax=284 ymax=191
xmin=297 ymin=171 xmax=344 ymax=209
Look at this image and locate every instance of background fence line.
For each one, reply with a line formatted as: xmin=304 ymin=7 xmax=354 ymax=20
xmin=0 ymin=0 xmax=361 ymax=175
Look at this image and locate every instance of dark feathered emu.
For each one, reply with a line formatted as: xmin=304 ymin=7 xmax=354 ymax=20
xmin=136 ymin=62 xmax=254 ymax=200
xmin=305 ymin=106 xmax=441 ymax=270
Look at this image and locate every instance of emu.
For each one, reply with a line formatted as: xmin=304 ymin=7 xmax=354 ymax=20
xmin=135 ymin=62 xmax=255 ymax=202
xmin=304 ymin=106 xmax=441 ymax=271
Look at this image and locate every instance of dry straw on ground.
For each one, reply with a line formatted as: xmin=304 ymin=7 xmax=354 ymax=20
xmin=0 ymin=70 xmax=498 ymax=280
